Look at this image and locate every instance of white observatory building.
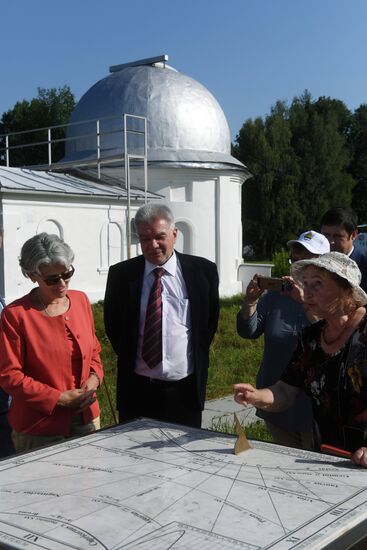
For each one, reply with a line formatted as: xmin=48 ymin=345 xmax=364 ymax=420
xmin=0 ymin=54 xmax=250 ymax=301
xmin=63 ymin=54 xmax=250 ymax=296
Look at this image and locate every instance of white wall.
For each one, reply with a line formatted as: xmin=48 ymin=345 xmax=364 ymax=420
xmin=148 ymin=167 xmax=217 ymax=260
xmin=1 ymin=164 xmax=246 ymax=303
xmin=237 ymin=263 xmax=274 ymax=293
xmin=148 ymin=167 xmax=245 ymax=296
xmin=1 ymin=196 xmax=133 ymax=304
xmin=215 ymin=174 xmax=243 ymax=296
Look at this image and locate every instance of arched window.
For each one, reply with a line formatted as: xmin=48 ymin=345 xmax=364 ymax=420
xmin=175 ymin=221 xmax=193 ymax=254
xmin=36 ymin=219 xmax=63 ymax=239
xmin=100 ymin=222 xmax=123 ymax=268
xmin=130 ymin=218 xmax=141 ymax=257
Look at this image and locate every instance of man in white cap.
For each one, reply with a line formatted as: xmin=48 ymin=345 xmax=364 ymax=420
xmin=287 ymin=230 xmax=330 ymax=262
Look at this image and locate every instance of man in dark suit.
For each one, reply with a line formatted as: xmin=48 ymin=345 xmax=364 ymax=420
xmin=104 ymin=203 xmax=219 ymax=428
xmin=320 ymin=207 xmax=367 ymax=292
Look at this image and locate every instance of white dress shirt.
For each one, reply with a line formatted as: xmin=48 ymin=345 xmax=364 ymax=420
xmin=135 ymin=252 xmax=193 ymax=380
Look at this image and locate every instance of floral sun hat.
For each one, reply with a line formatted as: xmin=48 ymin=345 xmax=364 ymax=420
xmin=290 ymin=251 xmax=367 ymax=306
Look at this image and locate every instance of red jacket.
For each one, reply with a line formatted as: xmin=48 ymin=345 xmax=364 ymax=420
xmin=0 ymin=290 xmax=103 ymax=436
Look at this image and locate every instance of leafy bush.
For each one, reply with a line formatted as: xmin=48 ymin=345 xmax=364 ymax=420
xmin=271 ymin=248 xmax=289 ymax=277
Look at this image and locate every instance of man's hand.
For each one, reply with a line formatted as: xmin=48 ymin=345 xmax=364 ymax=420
xmin=281 ymin=276 xmax=304 ymax=303
xmin=244 ymin=274 xmax=263 ymax=305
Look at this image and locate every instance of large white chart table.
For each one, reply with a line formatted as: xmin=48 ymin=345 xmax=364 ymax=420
xmin=0 ymin=419 xmax=366 ymax=549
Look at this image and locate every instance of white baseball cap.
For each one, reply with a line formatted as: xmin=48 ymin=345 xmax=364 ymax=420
xmin=287 ymin=230 xmax=330 ymax=254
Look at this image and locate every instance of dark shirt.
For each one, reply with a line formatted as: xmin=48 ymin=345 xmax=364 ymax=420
xmin=237 ymin=291 xmax=313 ymax=431
xmin=350 ymin=248 xmax=367 ymax=292
xmin=0 ymin=297 xmax=15 ymax=457
xmin=281 ymin=315 xmax=367 ymax=452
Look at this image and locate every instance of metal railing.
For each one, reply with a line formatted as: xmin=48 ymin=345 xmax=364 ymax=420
xmin=0 ymin=113 xmax=148 ymax=258
xmin=0 ymin=113 xmax=147 ymax=185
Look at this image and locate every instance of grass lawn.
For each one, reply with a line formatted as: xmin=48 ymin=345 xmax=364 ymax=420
xmin=92 ymin=295 xmax=270 ymax=440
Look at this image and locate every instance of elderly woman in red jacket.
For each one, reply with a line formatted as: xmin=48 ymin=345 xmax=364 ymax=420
xmin=0 ymin=233 xmax=103 ymax=453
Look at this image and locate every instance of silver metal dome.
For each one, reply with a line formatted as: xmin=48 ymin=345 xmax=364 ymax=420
xmin=64 ymin=57 xmax=246 ymax=171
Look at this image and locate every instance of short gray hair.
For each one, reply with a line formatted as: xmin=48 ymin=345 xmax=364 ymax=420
xmin=19 ymin=233 xmax=75 ymax=278
xmin=134 ymin=203 xmax=175 ymax=230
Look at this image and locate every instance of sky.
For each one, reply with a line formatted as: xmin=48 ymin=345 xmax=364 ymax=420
xmin=2 ymin=0 xmax=367 ymax=140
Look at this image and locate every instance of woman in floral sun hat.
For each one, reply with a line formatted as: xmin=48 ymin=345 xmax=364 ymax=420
xmin=234 ymin=251 xmax=367 ymax=467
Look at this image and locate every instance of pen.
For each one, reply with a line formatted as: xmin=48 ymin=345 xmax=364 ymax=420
xmin=320 ymin=444 xmax=352 ymax=459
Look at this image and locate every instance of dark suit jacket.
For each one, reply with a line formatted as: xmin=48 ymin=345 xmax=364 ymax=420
xmin=104 ymin=251 xmax=219 ymax=412
xmin=350 ymin=248 xmax=367 ymax=292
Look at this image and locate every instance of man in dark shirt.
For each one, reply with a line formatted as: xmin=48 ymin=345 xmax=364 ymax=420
xmin=320 ymin=206 xmax=367 ymax=291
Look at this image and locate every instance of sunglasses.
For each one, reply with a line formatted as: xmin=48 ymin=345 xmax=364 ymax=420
xmin=41 ymin=265 xmax=75 ymax=286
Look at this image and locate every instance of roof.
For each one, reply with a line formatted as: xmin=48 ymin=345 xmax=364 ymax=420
xmin=64 ymin=63 xmax=248 ymax=172
xmin=0 ymin=167 xmax=161 ymax=201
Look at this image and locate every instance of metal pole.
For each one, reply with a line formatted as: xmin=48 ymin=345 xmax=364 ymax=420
xmin=144 ymin=117 xmax=148 ymax=204
xmin=124 ymin=114 xmax=131 ymax=259
xmin=96 ymin=120 xmax=101 ymax=179
xmin=127 ymin=155 xmax=132 ymax=260
xmin=5 ymin=135 xmax=9 ymax=167
xmin=48 ymin=128 xmax=52 ymax=168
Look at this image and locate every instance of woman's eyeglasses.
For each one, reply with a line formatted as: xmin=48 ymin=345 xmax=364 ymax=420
xmin=41 ymin=266 xmax=75 ymax=286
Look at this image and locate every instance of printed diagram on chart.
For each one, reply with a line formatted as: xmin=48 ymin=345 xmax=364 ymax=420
xmin=0 ymin=419 xmax=367 ymax=549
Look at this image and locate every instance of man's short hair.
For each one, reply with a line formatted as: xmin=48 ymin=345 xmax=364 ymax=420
xmin=134 ymin=203 xmax=175 ymax=229
xmin=320 ymin=207 xmax=358 ymax=237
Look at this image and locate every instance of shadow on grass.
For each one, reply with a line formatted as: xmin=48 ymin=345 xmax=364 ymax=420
xmin=92 ymin=297 xmax=265 ymax=434
xmin=210 ymin=416 xmax=273 ymax=442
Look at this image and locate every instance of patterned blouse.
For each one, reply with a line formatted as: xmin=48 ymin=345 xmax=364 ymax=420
xmin=281 ymin=314 xmax=367 ymax=452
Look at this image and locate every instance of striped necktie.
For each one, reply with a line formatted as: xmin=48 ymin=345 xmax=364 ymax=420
xmin=142 ymin=267 xmax=164 ymax=369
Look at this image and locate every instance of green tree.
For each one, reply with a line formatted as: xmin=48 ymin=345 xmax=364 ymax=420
xmin=0 ymin=86 xmax=76 ymax=167
xmin=289 ymin=93 xmax=354 ymax=228
xmin=349 ymin=104 xmax=367 ymax=223
xmin=235 ymin=102 xmax=301 ymax=258
xmin=234 ymin=92 xmax=355 ymax=259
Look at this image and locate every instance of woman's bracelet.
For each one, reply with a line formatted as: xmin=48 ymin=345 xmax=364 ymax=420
xmin=90 ymin=371 xmax=101 ymax=388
